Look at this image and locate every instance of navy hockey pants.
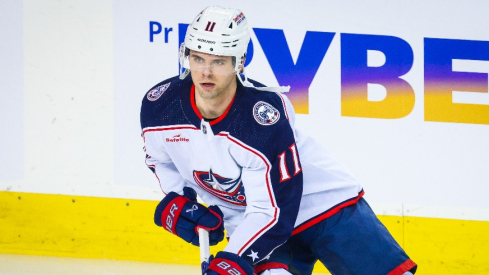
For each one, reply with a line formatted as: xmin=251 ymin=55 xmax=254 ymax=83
xmin=257 ymin=198 xmax=417 ymax=275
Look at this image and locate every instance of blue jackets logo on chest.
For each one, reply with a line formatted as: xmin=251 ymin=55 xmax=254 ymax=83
xmin=193 ymin=169 xmax=246 ymax=206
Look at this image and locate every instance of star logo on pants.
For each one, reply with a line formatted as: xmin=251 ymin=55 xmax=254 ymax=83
xmin=247 ymin=250 xmax=259 ymax=262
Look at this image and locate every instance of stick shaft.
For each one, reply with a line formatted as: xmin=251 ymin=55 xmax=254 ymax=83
xmin=199 ymin=228 xmax=210 ymax=263
xmin=197 ymin=196 xmax=210 ymax=274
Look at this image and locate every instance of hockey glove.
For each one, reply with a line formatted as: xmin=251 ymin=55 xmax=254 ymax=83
xmin=204 ymin=251 xmax=254 ymax=275
xmin=154 ymin=187 xmax=224 ymax=246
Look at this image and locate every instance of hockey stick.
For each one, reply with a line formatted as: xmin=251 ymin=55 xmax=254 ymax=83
xmin=199 ymin=227 xmax=211 ymax=274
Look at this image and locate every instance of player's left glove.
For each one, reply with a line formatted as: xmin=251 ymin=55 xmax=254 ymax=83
xmin=154 ymin=187 xmax=224 ymax=246
xmin=204 ymin=251 xmax=254 ymax=275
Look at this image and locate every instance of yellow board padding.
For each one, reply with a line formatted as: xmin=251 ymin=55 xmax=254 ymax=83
xmin=1 ymin=191 xmax=489 ymax=274
xmin=0 ymin=191 xmax=225 ymax=264
xmin=404 ymin=216 xmax=489 ymax=274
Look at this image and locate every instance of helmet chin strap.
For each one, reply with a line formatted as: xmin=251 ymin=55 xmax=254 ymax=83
xmin=234 ymin=55 xmax=290 ymax=93
xmin=238 ymin=70 xmax=290 ymax=93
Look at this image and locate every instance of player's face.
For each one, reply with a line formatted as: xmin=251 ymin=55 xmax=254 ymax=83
xmin=189 ymin=51 xmax=237 ymax=100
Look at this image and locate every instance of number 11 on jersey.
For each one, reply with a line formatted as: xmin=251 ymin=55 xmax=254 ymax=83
xmin=278 ymin=143 xmax=301 ymax=182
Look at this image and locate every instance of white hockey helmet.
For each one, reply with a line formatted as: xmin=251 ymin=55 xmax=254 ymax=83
xmin=180 ymin=6 xmax=250 ymax=79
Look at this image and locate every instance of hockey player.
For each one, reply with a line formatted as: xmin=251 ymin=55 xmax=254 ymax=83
xmin=141 ymin=5 xmax=417 ymax=275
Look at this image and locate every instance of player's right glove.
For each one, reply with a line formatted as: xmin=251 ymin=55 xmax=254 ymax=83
xmin=204 ymin=251 xmax=254 ymax=275
xmin=154 ymin=187 xmax=224 ymax=246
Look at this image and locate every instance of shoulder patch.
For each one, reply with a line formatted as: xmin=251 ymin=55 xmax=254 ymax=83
xmin=253 ymin=101 xmax=280 ymax=125
xmin=147 ymin=82 xmax=170 ymax=101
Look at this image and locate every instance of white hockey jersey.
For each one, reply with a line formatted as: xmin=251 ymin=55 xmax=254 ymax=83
xmin=141 ymin=75 xmax=363 ymax=265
